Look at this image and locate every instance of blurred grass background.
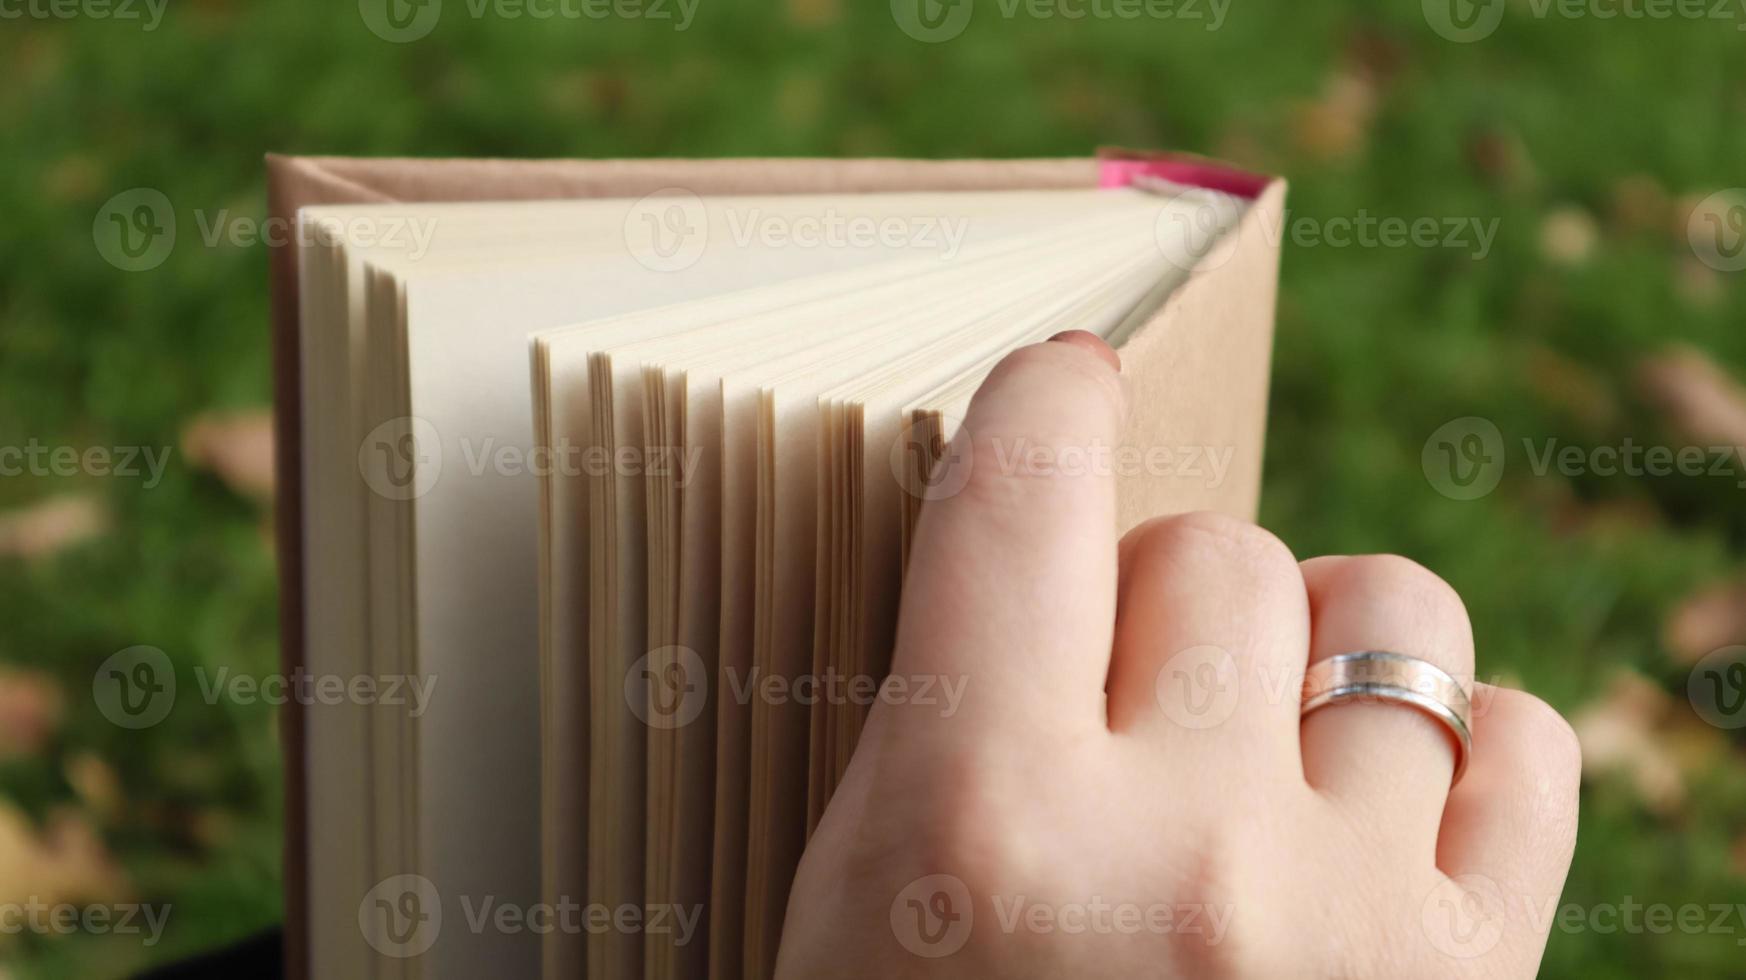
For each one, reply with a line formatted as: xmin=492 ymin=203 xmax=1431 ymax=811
xmin=2 ymin=0 xmax=1745 ymax=975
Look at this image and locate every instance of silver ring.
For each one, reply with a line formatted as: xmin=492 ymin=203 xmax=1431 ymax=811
xmin=1300 ymin=651 xmax=1473 ymax=785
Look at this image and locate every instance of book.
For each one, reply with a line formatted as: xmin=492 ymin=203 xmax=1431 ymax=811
xmin=266 ymin=152 xmax=1285 ymax=980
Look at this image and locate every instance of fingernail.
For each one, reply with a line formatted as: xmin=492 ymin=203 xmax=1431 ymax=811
xmin=1047 ymin=330 xmax=1121 ymax=372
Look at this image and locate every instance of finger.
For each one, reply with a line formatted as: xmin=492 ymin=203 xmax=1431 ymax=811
xmin=1413 ymin=686 xmax=1580 ymax=972
xmin=1106 ymin=512 xmax=1310 ymax=779
xmin=892 ymin=335 xmax=1127 ymax=731
xmin=1047 ymin=329 xmax=1121 ymax=370
xmin=1298 ymin=555 xmax=1476 ymax=854
xmin=1428 ymin=684 xmax=1580 ymax=967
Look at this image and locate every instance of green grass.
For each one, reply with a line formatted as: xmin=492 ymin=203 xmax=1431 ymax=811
xmin=2 ymin=0 xmax=1745 ymax=975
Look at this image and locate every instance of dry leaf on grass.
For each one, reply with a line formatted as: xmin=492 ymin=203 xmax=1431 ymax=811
xmin=1540 ymin=206 xmax=1599 ymax=267
xmin=542 ymin=70 xmax=629 ymax=118
xmin=1342 ymin=28 xmax=1406 ymax=88
xmin=181 ymin=410 xmax=275 ymax=502
xmin=0 ymin=803 xmax=131 ymax=925
xmin=40 ymin=154 xmax=104 ymax=204
xmin=1608 ymin=174 xmax=1674 ymax=237
xmin=1663 ymin=580 xmax=1746 ymax=665
xmin=1212 ymin=125 xmax=1273 ymax=178
xmin=0 ymin=669 xmax=64 ymax=760
xmin=64 ymin=753 xmax=122 ymax=823
xmin=1680 ymin=190 xmax=1746 ymax=252
xmin=1290 ymin=70 xmax=1377 ymax=162
xmin=1675 ymin=255 xmax=1726 ymax=309
xmin=0 ymin=496 xmax=108 ymax=559
xmin=1528 ymin=478 xmax=1660 ymax=538
xmin=1466 ymin=128 xmax=1536 ymax=191
xmin=1571 ymin=672 xmax=1682 ymax=813
xmin=1637 ymin=346 xmax=1746 ymax=449
xmin=786 ymin=0 xmax=839 ymax=27
xmin=1525 ymin=343 xmax=1618 ymax=428
xmin=189 ymin=808 xmax=237 ymax=851
xmin=1570 ymin=670 xmax=1728 ymax=817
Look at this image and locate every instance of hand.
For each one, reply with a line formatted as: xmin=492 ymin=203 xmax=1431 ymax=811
xmin=775 ymin=332 xmax=1580 ymax=979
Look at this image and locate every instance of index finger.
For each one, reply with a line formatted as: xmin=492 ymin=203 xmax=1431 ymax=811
xmin=888 ymin=333 xmax=1128 ymax=731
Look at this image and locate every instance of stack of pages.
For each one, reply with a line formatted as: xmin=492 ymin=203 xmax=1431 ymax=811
xmin=294 ymin=180 xmax=1252 ymax=980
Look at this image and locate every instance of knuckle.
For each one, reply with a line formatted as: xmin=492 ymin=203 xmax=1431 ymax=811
xmin=824 ymin=735 xmax=1053 ymax=920
xmin=1329 ymin=554 xmax=1469 ymax=634
xmin=1124 ymin=511 xmax=1298 ymax=583
xmin=914 ymin=754 xmax=1050 ymax=894
xmin=1166 ymin=837 xmax=1302 ymax=980
xmin=1500 ymin=689 xmax=1583 ymax=793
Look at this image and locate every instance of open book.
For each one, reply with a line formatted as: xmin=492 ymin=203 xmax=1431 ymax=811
xmin=269 ymin=153 xmax=1284 ymax=980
